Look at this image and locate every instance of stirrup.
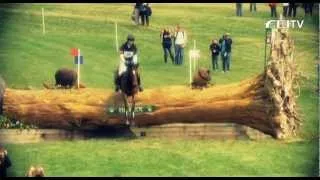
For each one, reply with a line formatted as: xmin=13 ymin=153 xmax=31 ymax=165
xmin=115 ymin=85 xmax=121 ymax=92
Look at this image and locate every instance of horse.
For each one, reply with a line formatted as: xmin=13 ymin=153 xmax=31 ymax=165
xmin=119 ymin=60 xmax=139 ymax=126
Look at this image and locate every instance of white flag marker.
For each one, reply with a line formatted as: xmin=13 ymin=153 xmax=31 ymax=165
xmin=42 ymin=8 xmax=45 ymax=35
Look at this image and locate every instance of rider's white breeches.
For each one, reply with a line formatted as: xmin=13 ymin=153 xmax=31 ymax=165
xmin=118 ymin=55 xmax=138 ymax=76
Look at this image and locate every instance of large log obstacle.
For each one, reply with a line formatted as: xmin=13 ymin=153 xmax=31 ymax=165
xmin=0 ymin=75 xmax=5 ymax=115
xmin=0 ymin=29 xmax=300 ymax=139
xmin=0 ymin=124 xmax=268 ymax=144
xmin=131 ymin=123 xmax=269 ymax=140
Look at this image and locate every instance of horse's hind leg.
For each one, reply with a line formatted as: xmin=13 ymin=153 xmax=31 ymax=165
xmin=130 ymin=95 xmax=136 ymax=127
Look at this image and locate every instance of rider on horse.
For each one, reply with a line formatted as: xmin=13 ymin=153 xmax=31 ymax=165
xmin=114 ymin=34 xmax=143 ymax=92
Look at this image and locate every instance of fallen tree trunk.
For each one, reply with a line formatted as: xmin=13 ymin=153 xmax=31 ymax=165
xmin=0 ymin=75 xmax=5 ymax=115
xmin=0 ymin=29 xmax=300 ymax=139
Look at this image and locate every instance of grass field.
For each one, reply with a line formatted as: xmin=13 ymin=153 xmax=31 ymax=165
xmin=0 ymin=3 xmax=319 ymax=176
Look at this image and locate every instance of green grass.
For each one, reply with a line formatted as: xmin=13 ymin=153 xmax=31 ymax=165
xmin=4 ymin=139 xmax=319 ymax=177
xmin=0 ymin=3 xmax=318 ymax=176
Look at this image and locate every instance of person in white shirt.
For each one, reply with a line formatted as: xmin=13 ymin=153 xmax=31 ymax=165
xmin=283 ymin=3 xmax=289 ymax=17
xmin=173 ymin=25 xmax=187 ymax=65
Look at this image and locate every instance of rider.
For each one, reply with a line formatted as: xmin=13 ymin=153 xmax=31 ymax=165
xmin=114 ymin=34 xmax=143 ymax=92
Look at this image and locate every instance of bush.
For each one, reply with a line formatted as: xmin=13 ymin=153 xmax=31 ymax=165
xmin=0 ymin=115 xmax=37 ymax=130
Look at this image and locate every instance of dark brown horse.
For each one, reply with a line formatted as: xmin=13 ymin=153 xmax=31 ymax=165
xmin=119 ymin=60 xmax=139 ymax=126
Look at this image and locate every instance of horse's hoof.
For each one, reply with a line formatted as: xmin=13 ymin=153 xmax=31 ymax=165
xmin=125 ymin=120 xmax=130 ymax=126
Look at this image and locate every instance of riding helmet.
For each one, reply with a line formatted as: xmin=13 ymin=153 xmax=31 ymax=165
xmin=127 ymin=34 xmax=135 ymax=41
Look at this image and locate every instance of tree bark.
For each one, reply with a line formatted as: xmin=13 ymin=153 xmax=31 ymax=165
xmin=0 ymin=29 xmax=300 ymax=139
xmin=0 ymin=75 xmax=5 ymax=115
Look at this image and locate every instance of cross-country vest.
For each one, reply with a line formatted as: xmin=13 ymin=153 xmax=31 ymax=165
xmin=120 ymin=42 xmax=137 ymax=61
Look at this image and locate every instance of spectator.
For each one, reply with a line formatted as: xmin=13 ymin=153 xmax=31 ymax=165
xmin=236 ymin=3 xmax=243 ymax=16
xmin=133 ymin=3 xmax=142 ymax=25
xmin=269 ymin=3 xmax=278 ymax=18
xmin=0 ymin=148 xmax=12 ymax=178
xmin=303 ymin=3 xmax=314 ymax=16
xmin=209 ymin=39 xmax=221 ymax=71
xmin=26 ymin=166 xmax=45 ymax=177
xmin=219 ymin=33 xmax=233 ymax=73
xmin=288 ymin=2 xmax=297 ymax=17
xmin=309 ymin=3 xmax=314 ymax=16
xmin=160 ymin=28 xmax=174 ymax=64
xmin=146 ymin=4 xmax=152 ymax=22
xmin=250 ymin=3 xmax=257 ymax=12
xmin=282 ymin=3 xmax=289 ymax=17
xmin=140 ymin=3 xmax=151 ymax=26
xmin=173 ymin=25 xmax=187 ymax=65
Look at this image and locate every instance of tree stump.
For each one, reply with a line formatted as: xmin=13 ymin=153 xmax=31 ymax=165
xmin=0 ymin=29 xmax=300 ymax=139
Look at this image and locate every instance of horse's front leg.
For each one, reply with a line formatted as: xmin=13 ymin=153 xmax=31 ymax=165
xmin=130 ymin=95 xmax=136 ymax=127
xmin=122 ymin=94 xmax=130 ymax=126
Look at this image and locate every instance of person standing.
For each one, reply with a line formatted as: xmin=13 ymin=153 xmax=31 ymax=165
xmin=146 ymin=4 xmax=152 ymax=24
xmin=0 ymin=148 xmax=12 ymax=178
xmin=160 ymin=28 xmax=174 ymax=64
xmin=219 ymin=33 xmax=233 ymax=73
xmin=309 ymin=3 xmax=314 ymax=16
xmin=269 ymin=3 xmax=278 ymax=18
xmin=303 ymin=3 xmax=314 ymax=16
xmin=209 ymin=39 xmax=221 ymax=71
xmin=173 ymin=25 xmax=187 ymax=65
xmin=134 ymin=3 xmax=142 ymax=25
xmin=288 ymin=2 xmax=297 ymax=17
xmin=140 ymin=3 xmax=151 ymax=26
xmin=282 ymin=3 xmax=289 ymax=17
xmin=250 ymin=3 xmax=257 ymax=12
xmin=236 ymin=3 xmax=243 ymax=16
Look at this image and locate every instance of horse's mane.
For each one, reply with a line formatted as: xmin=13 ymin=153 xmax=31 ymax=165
xmin=121 ymin=65 xmax=139 ymax=96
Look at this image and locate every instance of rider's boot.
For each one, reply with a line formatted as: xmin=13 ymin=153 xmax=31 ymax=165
xmin=136 ymin=71 xmax=143 ymax=92
xmin=114 ymin=71 xmax=121 ymax=92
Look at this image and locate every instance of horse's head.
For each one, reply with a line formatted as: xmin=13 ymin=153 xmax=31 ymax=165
xmin=128 ymin=64 xmax=138 ymax=87
xmin=121 ymin=61 xmax=139 ymax=96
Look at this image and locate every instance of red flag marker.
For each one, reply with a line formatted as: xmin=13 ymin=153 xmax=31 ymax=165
xmin=70 ymin=48 xmax=78 ymax=56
